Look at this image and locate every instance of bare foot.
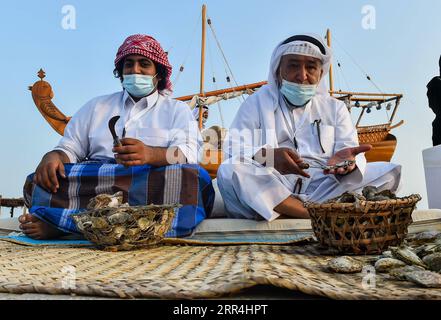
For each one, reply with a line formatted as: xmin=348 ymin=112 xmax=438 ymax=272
xmin=18 ymin=213 xmax=66 ymax=240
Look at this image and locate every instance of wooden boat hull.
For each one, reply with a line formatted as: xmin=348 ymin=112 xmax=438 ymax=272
xmin=364 ymin=133 xmax=397 ymax=162
xmin=200 ymin=149 xmax=224 ymax=179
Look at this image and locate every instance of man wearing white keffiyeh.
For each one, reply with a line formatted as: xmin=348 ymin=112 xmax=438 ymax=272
xmin=217 ymin=34 xmax=401 ymax=221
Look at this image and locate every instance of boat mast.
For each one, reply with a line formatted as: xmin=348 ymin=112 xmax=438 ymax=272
xmin=198 ymin=4 xmax=207 ymax=130
xmin=326 ymin=29 xmax=334 ymax=96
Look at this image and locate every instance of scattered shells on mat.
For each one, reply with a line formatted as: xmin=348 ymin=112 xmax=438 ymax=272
xmin=380 ymin=250 xmax=394 ymax=259
xmin=404 ymin=270 xmax=441 ymax=288
xmin=390 ymin=246 xmax=427 ymax=268
xmin=359 ymin=232 xmax=441 ymax=288
xmin=406 ymin=231 xmax=441 ymax=245
xmin=414 ymin=244 xmax=439 ymax=258
xmin=422 ymin=253 xmax=441 ymax=273
xmin=374 ymin=258 xmax=406 ymax=273
xmin=389 ymin=265 xmax=426 ymax=281
xmin=328 ymin=256 xmax=363 ymax=273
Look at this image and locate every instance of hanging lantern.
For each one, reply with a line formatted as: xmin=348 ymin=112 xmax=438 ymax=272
xmin=366 ymin=107 xmax=372 ymax=113
xmin=376 ymin=103 xmax=382 ymax=110
xmin=355 ymin=101 xmax=360 ymax=108
xmin=386 ymin=103 xmax=392 ymax=111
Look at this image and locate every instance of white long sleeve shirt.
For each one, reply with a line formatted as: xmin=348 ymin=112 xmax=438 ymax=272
xmin=223 ymin=88 xmax=367 ymax=194
xmin=54 ymin=90 xmax=200 ymax=164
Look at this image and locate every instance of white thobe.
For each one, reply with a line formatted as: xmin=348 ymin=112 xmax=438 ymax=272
xmin=54 ymin=90 xmax=199 ymax=164
xmin=217 ymin=90 xmax=401 ymax=221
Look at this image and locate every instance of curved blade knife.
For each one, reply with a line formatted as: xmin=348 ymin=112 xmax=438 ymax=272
xmin=108 ymin=116 xmax=122 ymax=147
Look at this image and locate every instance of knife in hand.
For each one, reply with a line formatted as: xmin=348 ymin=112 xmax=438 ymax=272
xmin=108 ymin=115 xmax=122 ymax=147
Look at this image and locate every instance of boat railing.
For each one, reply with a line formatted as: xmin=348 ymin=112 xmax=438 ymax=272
xmin=0 ymin=196 xmax=26 ymax=218
xmin=330 ymin=91 xmax=402 ymax=128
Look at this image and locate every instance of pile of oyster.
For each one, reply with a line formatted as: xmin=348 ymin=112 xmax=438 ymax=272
xmin=325 ymin=186 xmax=397 ymax=204
xmin=327 ymin=230 xmax=441 ymax=288
xmin=71 ymin=192 xmax=177 ymax=251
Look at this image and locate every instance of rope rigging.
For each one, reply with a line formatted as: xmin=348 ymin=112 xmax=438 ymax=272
xmin=172 ymin=11 xmax=202 ymax=88
xmin=328 ymin=33 xmax=392 ymax=122
xmin=207 ymin=27 xmax=225 ymax=127
xmin=332 ymin=34 xmax=386 ymax=95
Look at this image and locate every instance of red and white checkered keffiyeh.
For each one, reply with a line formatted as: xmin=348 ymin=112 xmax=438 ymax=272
xmin=115 ymin=34 xmax=172 ymax=93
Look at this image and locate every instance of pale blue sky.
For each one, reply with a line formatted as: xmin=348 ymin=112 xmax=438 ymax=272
xmin=1 ymin=0 xmax=440 ymax=216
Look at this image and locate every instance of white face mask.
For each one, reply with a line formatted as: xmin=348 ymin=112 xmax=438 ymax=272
xmin=280 ymin=79 xmax=318 ymax=106
xmin=122 ymin=74 xmax=157 ymax=97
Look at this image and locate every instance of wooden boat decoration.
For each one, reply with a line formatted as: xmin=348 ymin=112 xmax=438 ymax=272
xmin=29 ymin=5 xmax=403 ymax=179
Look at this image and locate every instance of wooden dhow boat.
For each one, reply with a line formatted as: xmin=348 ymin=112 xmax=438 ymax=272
xmin=29 ymin=5 xmax=404 ymax=179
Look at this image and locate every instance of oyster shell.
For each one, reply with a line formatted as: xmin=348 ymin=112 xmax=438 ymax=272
xmin=91 ymin=217 xmax=109 ymax=230
xmin=328 ymin=256 xmax=363 ymax=273
xmin=414 ymin=243 xmax=441 ymax=258
xmin=376 ymin=189 xmax=397 ymax=199
xmin=124 ymin=228 xmax=140 ymax=239
xmin=87 ymin=191 xmax=123 ymax=210
xmin=390 ymin=246 xmax=427 ymax=268
xmin=108 ymin=212 xmax=131 ymax=225
xmin=404 ymin=270 xmax=441 ymax=288
xmin=327 ymin=192 xmax=365 ymax=203
xmin=137 ymin=217 xmax=154 ymax=231
xmin=374 ymin=258 xmax=406 ymax=273
xmin=389 ymin=265 xmax=426 ymax=280
xmin=362 ymin=186 xmax=396 ymax=201
xmin=362 ymin=186 xmax=378 ymax=199
xmin=380 ymin=250 xmax=393 ymax=259
xmin=76 ymin=220 xmax=92 ymax=231
xmin=407 ymin=231 xmax=441 ymax=245
xmin=112 ymin=226 xmax=126 ymax=239
xmin=422 ymin=253 xmax=441 ymax=273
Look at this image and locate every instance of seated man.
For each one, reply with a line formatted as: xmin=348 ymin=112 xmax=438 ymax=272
xmin=20 ymin=34 xmax=214 ymax=239
xmin=192 ymin=105 xmax=209 ymax=129
xmin=217 ymin=33 xmax=401 ymax=221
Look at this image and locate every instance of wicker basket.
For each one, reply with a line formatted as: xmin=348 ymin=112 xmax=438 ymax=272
xmin=305 ymin=194 xmax=421 ymax=255
xmin=71 ymin=204 xmax=180 ymax=251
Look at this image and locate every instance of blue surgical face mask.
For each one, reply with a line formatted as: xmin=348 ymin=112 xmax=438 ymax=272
xmin=280 ymin=79 xmax=317 ymax=106
xmin=122 ymin=74 xmax=157 ymax=98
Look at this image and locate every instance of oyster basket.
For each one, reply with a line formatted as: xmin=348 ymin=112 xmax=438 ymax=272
xmin=305 ymin=194 xmax=421 ymax=255
xmin=71 ymin=204 xmax=181 ymax=251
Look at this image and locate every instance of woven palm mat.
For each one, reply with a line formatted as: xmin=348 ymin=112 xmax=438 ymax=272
xmin=0 ymin=241 xmax=440 ymax=300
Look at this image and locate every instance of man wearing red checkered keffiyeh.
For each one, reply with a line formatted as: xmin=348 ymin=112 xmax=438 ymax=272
xmin=20 ymin=34 xmax=206 ymax=240
xmin=114 ymin=34 xmax=173 ymax=96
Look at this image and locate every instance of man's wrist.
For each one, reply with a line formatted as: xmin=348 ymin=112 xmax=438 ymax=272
xmin=143 ymin=144 xmax=153 ymax=164
xmin=45 ymin=150 xmax=68 ymax=162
